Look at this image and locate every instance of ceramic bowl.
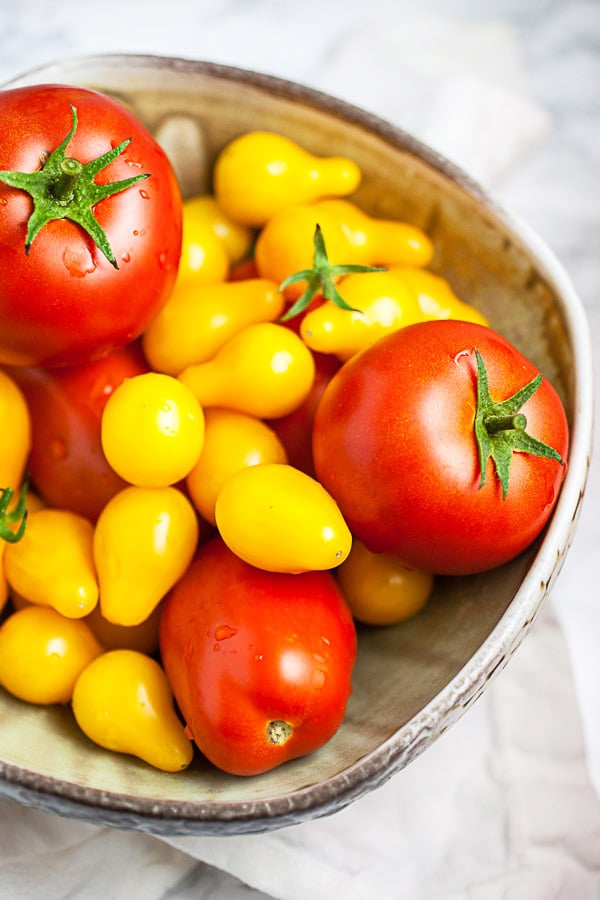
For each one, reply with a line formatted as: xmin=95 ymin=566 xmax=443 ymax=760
xmin=0 ymin=54 xmax=593 ymax=836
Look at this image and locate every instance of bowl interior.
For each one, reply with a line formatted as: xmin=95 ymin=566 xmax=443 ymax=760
xmin=0 ymin=55 xmax=591 ymax=835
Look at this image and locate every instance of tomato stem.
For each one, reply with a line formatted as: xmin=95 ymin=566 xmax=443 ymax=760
xmin=473 ymin=349 xmax=563 ymax=499
xmin=0 ymin=104 xmax=150 ymax=267
xmin=50 ymin=157 xmax=83 ymax=203
xmin=278 ymin=224 xmax=385 ymax=321
xmin=0 ymin=483 xmax=28 ymax=544
xmin=484 ymin=412 xmax=527 ymax=434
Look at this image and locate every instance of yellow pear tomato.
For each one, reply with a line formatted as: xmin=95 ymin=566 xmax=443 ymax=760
xmin=142 ymin=277 xmax=284 ymax=376
xmin=214 ymin=130 xmax=361 ymax=227
xmin=178 ymin=322 xmax=315 ymax=419
xmin=215 ymin=462 xmax=352 ymax=573
xmin=72 ymin=649 xmax=193 ymax=772
xmin=94 ymin=485 xmax=199 ymax=626
xmin=181 ymin=194 xmax=254 ymax=264
xmin=3 ymin=508 xmax=98 ymax=618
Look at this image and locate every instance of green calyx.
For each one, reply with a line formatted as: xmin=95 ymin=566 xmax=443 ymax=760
xmin=0 ymin=483 xmax=28 ymax=544
xmin=278 ymin=223 xmax=386 ymax=321
xmin=0 ymin=104 xmax=150 ymax=268
xmin=474 ymin=348 xmax=563 ymax=499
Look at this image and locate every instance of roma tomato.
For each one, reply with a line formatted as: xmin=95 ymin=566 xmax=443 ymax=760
xmin=313 ymin=320 xmax=569 ymax=575
xmin=159 ymin=536 xmax=357 ymax=776
xmin=0 ymin=84 xmax=182 ymax=367
xmin=9 ymin=342 xmax=148 ymax=521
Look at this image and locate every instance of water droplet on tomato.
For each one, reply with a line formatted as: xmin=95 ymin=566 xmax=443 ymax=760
xmin=139 ymin=189 xmax=150 ymax=200
xmin=62 ymin=246 xmax=96 ymax=278
xmin=311 ymin=670 xmax=326 ymax=689
xmin=157 ymin=251 xmax=172 ymax=271
xmin=121 ymin=251 xmax=131 ymax=264
xmin=215 ymin=624 xmax=238 ymax=641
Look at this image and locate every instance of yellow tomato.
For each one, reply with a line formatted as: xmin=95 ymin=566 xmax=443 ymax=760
xmin=215 ymin=463 xmax=352 ymax=573
xmin=94 ymin=485 xmax=199 ymax=626
xmin=101 ymin=372 xmax=205 ymax=487
xmin=72 ymin=649 xmax=193 ymax=772
xmin=336 ymin=540 xmax=434 ymax=626
xmin=391 ymin=266 xmax=489 ymax=326
xmin=0 ymin=541 xmax=8 ymax=615
xmin=182 ymin=194 xmax=254 ymax=264
xmin=176 ymin=199 xmax=230 ymax=286
xmin=178 ymin=322 xmax=316 ymax=419
xmin=300 ymin=270 xmax=424 ymax=361
xmin=142 ymin=278 xmax=284 ymax=376
xmin=255 ymin=199 xmax=433 ymax=296
xmin=186 ymin=408 xmax=288 ymax=525
xmin=3 ymin=508 xmax=98 ymax=618
xmin=0 ymin=605 xmax=103 ymax=704
xmin=214 ymin=130 xmax=361 ymax=227
xmin=0 ymin=369 xmax=31 ymax=495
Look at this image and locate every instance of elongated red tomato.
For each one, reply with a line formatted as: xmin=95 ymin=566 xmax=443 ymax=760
xmin=159 ymin=536 xmax=357 ymax=776
xmin=0 ymin=84 xmax=182 ymax=367
xmin=313 ymin=320 xmax=569 ymax=575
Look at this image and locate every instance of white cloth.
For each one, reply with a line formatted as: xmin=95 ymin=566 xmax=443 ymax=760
xmin=1 ymin=2 xmax=600 ymax=897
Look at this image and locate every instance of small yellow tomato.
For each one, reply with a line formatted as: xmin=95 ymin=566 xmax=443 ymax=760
xmin=214 ymin=130 xmax=361 ymax=227
xmin=0 ymin=369 xmax=31 ymax=495
xmin=101 ymin=372 xmax=205 ymax=487
xmin=0 ymin=605 xmax=103 ymax=704
xmin=215 ymin=463 xmax=352 ymax=573
xmin=94 ymin=485 xmax=199 ymax=626
xmin=336 ymin=540 xmax=434 ymax=626
xmin=72 ymin=649 xmax=193 ymax=772
xmin=179 ymin=322 xmax=315 ymax=419
xmin=142 ymin=277 xmax=284 ymax=376
xmin=182 ymin=195 xmax=254 ymax=264
xmin=391 ymin=266 xmax=489 ymax=326
xmin=186 ymin=408 xmax=288 ymax=524
xmin=300 ymin=270 xmax=425 ymax=361
xmin=177 ymin=204 xmax=230 ymax=286
xmin=255 ymin=199 xmax=433 ymax=296
xmin=0 ymin=541 xmax=8 ymax=615
xmin=3 ymin=508 xmax=98 ymax=618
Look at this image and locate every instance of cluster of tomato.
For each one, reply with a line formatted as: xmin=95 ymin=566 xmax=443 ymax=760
xmin=0 ymin=84 xmax=570 ymax=777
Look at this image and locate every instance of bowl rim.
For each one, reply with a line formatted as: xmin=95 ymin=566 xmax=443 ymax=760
xmin=0 ymin=53 xmax=594 ymax=835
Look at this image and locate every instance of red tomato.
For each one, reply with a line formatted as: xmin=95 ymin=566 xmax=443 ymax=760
xmin=9 ymin=342 xmax=149 ymax=521
xmin=159 ymin=536 xmax=357 ymax=776
xmin=0 ymin=84 xmax=182 ymax=368
xmin=313 ymin=320 xmax=569 ymax=575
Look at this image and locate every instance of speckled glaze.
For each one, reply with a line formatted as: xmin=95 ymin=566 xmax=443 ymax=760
xmin=0 ymin=55 xmax=593 ymax=836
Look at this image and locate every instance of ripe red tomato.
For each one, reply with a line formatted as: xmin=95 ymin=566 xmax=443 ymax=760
xmin=9 ymin=342 xmax=149 ymax=521
xmin=0 ymin=84 xmax=182 ymax=368
xmin=159 ymin=535 xmax=357 ymax=776
xmin=313 ymin=320 xmax=569 ymax=575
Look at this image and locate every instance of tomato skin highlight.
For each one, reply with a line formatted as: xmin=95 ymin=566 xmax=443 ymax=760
xmin=9 ymin=342 xmax=149 ymax=521
xmin=0 ymin=85 xmax=182 ymax=368
xmin=159 ymin=536 xmax=357 ymax=776
xmin=313 ymin=320 xmax=569 ymax=575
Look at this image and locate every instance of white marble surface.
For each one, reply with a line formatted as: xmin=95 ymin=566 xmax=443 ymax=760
xmin=1 ymin=1 xmax=599 ymax=897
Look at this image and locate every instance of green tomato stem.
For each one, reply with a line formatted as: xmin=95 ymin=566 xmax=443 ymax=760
xmin=484 ymin=412 xmax=527 ymax=434
xmin=50 ymin=157 xmax=83 ymax=203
